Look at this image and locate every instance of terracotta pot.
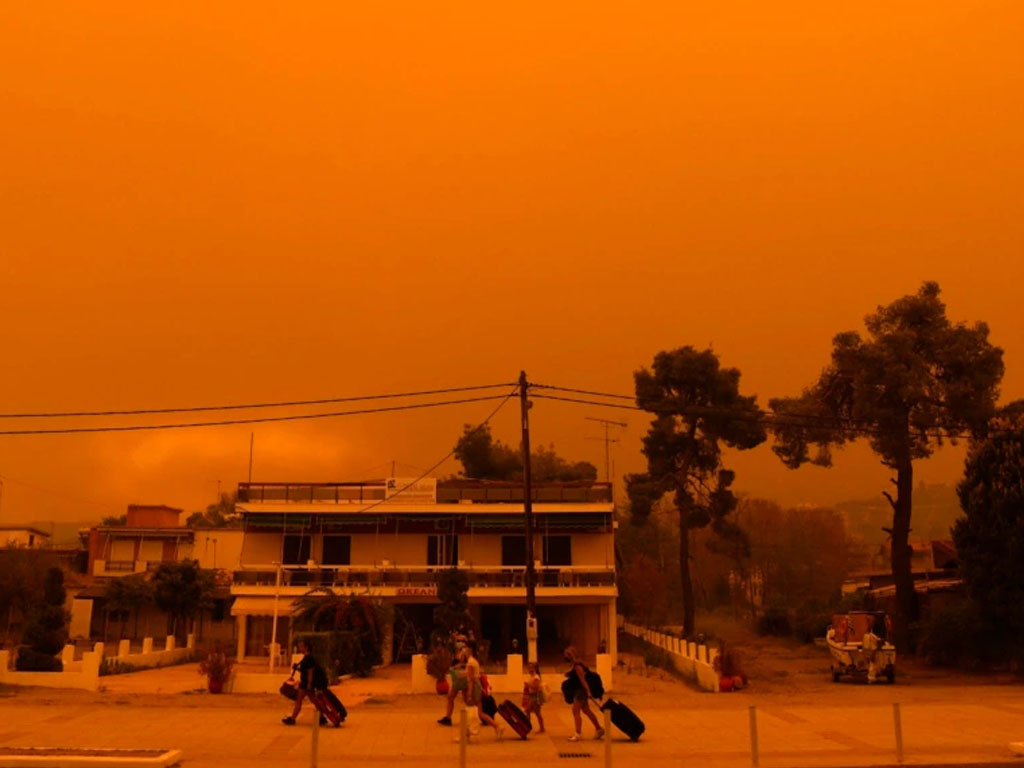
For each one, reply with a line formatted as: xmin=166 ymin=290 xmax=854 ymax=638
xmin=436 ymin=679 xmax=450 ymax=696
xmin=208 ymin=677 xmax=225 ymax=694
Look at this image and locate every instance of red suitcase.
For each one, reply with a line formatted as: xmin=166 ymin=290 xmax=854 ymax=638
xmin=309 ymin=689 xmax=346 ymax=727
xmin=497 ymin=699 xmax=532 ymax=740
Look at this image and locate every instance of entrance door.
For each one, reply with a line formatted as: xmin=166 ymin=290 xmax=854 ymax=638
xmin=479 ymin=604 xmax=526 ymax=661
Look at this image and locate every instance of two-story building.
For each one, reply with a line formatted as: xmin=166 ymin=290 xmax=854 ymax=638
xmin=230 ymin=478 xmax=617 ymax=664
xmin=78 ymin=504 xmax=244 ymax=643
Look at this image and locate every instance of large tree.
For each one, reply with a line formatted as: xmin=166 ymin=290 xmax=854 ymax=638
xmin=626 ymin=346 xmax=766 ymax=636
xmin=770 ymin=282 xmax=1003 ymax=650
xmin=151 ymin=560 xmax=216 ymax=638
xmin=952 ymin=401 xmax=1024 ymax=662
xmin=453 ymin=424 xmax=597 ymax=482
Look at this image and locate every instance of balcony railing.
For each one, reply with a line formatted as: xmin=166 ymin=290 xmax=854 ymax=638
xmin=238 ymin=480 xmax=612 ymax=504
xmin=232 ymin=565 xmax=615 ymax=589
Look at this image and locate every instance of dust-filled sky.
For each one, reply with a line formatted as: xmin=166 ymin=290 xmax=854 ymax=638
xmin=1 ymin=2 xmax=1022 ymax=525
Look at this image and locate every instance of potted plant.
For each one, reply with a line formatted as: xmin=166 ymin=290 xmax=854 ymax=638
xmin=198 ymin=644 xmax=235 ymax=694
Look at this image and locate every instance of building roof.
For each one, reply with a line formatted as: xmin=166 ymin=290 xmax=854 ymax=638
xmin=0 ymin=525 xmax=51 ymax=537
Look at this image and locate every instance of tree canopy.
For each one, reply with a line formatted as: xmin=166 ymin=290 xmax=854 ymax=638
xmin=151 ymin=560 xmax=216 ymax=637
xmin=952 ymin=401 xmax=1024 ymax=663
xmin=769 ymin=281 xmax=1004 ymax=649
xmin=452 ymin=424 xmax=597 ymax=482
xmin=186 ymin=492 xmax=240 ymax=528
xmin=626 ymin=346 xmax=766 ymax=635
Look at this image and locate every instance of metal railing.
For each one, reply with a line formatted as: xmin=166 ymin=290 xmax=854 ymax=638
xmin=232 ymin=565 xmax=615 ymax=589
xmin=237 ymin=481 xmax=613 ymax=504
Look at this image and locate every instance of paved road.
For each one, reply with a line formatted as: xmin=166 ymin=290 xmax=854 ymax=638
xmin=2 ymin=664 xmax=1024 ymax=768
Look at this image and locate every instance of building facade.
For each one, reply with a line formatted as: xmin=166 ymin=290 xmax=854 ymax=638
xmin=1 ymin=526 xmax=51 ymax=549
xmin=78 ymin=504 xmax=243 ymax=644
xmin=230 ymin=478 xmax=617 ymax=664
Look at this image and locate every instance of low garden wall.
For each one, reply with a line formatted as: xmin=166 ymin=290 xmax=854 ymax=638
xmin=0 ymin=634 xmax=195 ymax=691
xmin=620 ymin=620 xmax=719 ymax=692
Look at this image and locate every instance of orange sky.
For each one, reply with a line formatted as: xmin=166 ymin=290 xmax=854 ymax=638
xmin=2 ymin=2 xmax=1023 ymax=524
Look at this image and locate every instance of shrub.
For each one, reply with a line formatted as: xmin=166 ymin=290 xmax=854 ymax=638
xmin=293 ymin=629 xmax=378 ymax=679
xmin=15 ymin=648 xmax=63 ymax=672
xmin=793 ymin=609 xmax=831 ymax=644
xmin=757 ymin=608 xmax=791 ymax=637
xmin=919 ymin=598 xmax=993 ymax=669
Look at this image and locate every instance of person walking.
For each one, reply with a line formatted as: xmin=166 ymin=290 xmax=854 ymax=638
xmin=523 ymin=661 xmax=546 ymax=733
xmin=282 ymin=639 xmax=328 ymax=726
xmin=463 ymin=640 xmax=504 ymax=740
xmin=563 ymin=646 xmax=604 ymax=742
xmin=438 ymin=645 xmax=468 ymax=726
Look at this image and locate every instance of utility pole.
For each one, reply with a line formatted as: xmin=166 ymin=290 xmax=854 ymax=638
xmin=585 ymin=416 xmax=627 ymax=483
xmin=248 ymin=433 xmax=254 ymax=484
xmin=518 ymin=370 xmax=538 ymax=663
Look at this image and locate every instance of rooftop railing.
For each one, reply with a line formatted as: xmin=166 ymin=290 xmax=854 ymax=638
xmin=238 ymin=481 xmax=613 ymax=504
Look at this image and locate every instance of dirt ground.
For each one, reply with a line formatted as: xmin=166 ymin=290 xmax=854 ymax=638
xmin=624 ymin=616 xmax=1024 ymax=705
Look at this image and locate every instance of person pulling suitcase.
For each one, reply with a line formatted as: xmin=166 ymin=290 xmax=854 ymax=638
xmin=282 ymin=638 xmax=331 ymax=726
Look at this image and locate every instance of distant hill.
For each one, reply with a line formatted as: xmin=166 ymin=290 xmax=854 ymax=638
xmin=835 ymin=483 xmax=962 ymax=546
xmin=25 ymin=520 xmax=95 ymax=547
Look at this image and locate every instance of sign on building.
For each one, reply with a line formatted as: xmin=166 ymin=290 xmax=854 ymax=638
xmin=385 ymin=477 xmax=437 ymax=504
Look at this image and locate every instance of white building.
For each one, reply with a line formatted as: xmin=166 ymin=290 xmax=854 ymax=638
xmin=230 ymin=478 xmax=617 ymax=664
xmin=0 ymin=526 xmax=51 ymax=549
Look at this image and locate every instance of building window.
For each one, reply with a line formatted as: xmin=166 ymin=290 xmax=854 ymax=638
xmin=543 ymin=535 xmax=572 ymax=566
xmin=501 ymin=536 xmax=527 ymax=566
xmin=322 ymin=535 xmax=351 ymax=565
xmin=427 ymin=535 xmax=459 ymax=566
xmin=282 ymin=534 xmax=311 ymax=565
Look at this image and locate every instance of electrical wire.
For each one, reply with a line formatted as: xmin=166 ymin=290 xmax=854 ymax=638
xmin=0 ymin=383 xmax=517 ymax=420
xmin=0 ymin=394 xmax=511 ymax=436
xmin=529 ymin=391 xmax=1017 ymax=441
xmin=343 ymin=387 xmax=519 ymax=514
xmin=531 ymin=383 xmax=634 ymax=400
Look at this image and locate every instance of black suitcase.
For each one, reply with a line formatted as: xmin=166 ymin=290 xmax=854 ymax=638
xmin=600 ymin=699 xmax=645 ymax=742
xmin=497 ymin=699 xmax=532 ymax=740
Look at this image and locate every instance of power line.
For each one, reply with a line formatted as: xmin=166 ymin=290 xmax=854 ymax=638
xmin=0 ymin=383 xmax=516 ymax=420
xmin=349 ymin=388 xmax=518 ymax=513
xmin=530 ymin=391 xmax=1017 ymax=441
xmin=0 ymin=395 xmax=511 ymax=436
xmin=532 ymin=383 xmax=634 ymax=401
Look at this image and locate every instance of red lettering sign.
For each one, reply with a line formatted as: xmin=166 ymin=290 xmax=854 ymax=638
xmin=395 ymin=587 xmax=437 ymax=597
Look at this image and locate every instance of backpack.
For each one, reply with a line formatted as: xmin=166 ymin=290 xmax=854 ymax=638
xmin=584 ymin=668 xmax=604 ymax=699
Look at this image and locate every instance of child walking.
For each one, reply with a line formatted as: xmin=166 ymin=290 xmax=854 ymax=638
xmin=522 ymin=661 xmax=546 ymax=733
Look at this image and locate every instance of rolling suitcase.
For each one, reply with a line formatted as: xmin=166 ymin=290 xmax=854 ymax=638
xmin=600 ymin=699 xmax=645 ymax=742
xmin=310 ymin=688 xmax=346 ymax=727
xmin=321 ymin=687 xmax=347 ymax=722
xmin=497 ymin=699 xmax=532 ymax=740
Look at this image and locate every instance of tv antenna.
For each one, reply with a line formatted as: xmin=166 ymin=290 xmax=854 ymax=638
xmin=585 ymin=416 xmax=627 ymax=483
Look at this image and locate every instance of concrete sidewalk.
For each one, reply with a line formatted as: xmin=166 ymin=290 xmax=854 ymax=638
xmin=2 ymin=666 xmax=1024 ymax=768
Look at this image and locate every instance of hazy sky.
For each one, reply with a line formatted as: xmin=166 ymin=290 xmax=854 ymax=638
xmin=2 ymin=2 xmax=1022 ymax=524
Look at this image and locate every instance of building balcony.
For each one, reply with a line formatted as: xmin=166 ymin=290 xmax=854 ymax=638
xmin=93 ymin=559 xmax=149 ymax=577
xmin=231 ymin=564 xmax=615 ymax=592
xmin=237 ymin=480 xmax=613 ymax=505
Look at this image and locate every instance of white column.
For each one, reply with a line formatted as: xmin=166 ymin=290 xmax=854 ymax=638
xmin=237 ymin=616 xmax=247 ymax=661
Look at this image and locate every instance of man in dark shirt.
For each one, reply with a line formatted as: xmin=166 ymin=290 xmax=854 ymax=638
xmin=282 ymin=639 xmax=328 ymax=725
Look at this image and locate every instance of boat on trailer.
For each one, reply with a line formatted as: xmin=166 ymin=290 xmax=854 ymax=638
xmin=825 ymin=611 xmax=896 ymax=683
